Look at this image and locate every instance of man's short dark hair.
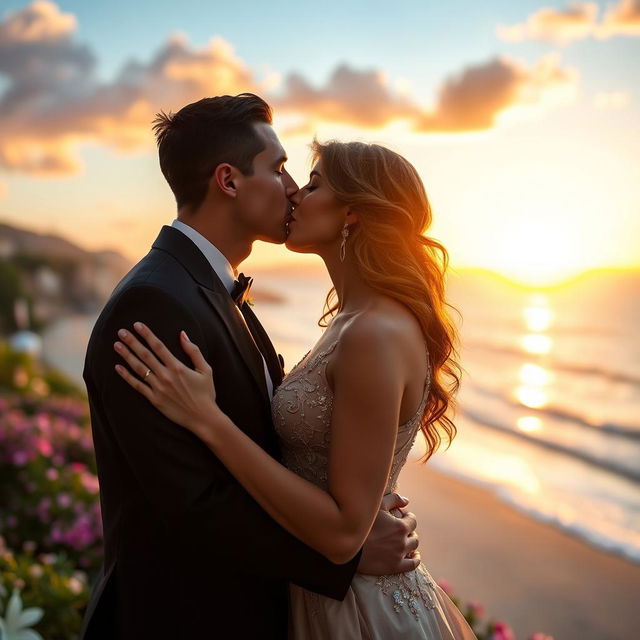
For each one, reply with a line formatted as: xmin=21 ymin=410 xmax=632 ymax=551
xmin=152 ymin=93 xmax=273 ymax=212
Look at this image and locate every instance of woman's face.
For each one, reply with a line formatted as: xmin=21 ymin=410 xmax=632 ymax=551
xmin=285 ymin=160 xmax=349 ymax=254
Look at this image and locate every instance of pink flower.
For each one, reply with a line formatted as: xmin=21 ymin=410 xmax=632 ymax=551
xmin=50 ymin=525 xmax=64 ymax=543
xmin=80 ymin=472 xmax=100 ymax=494
xmin=492 ymin=621 xmax=516 ymax=640
xmin=12 ymin=450 xmax=29 ymax=466
xmin=57 ymin=493 xmax=72 ymax=509
xmin=46 ymin=468 xmax=59 ymax=481
xmin=467 ymin=600 xmax=485 ymax=618
xmin=38 ymin=553 xmax=56 ymax=565
xmin=35 ymin=413 xmax=51 ymax=430
xmin=436 ymin=579 xmax=455 ymax=596
xmin=37 ymin=497 xmax=51 ymax=521
xmin=36 ymin=437 xmax=53 ymax=457
xmin=70 ymin=462 xmax=87 ymax=473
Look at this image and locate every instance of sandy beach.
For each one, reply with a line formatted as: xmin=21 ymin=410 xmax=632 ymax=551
xmin=397 ymin=462 xmax=639 ymax=640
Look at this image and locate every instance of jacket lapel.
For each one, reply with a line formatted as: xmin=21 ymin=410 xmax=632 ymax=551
xmin=198 ymin=286 xmax=271 ymax=406
xmin=240 ymin=303 xmax=284 ymax=389
xmin=152 ymin=226 xmax=271 ymax=406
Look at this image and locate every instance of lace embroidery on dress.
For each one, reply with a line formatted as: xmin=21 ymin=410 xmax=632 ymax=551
xmin=272 ymin=339 xmax=340 ymax=489
xmin=273 ymin=335 xmax=433 ymax=617
xmin=375 ymin=565 xmax=439 ymax=620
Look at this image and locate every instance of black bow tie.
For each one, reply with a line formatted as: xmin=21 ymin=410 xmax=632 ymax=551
xmin=231 ymin=272 xmax=253 ymax=306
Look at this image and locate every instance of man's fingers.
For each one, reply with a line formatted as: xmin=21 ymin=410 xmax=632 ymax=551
xmin=397 ymin=553 xmax=421 ymax=573
xmin=406 ymin=533 xmax=419 ymax=554
xmin=400 ymin=510 xmax=417 ymax=534
xmin=382 ymin=492 xmax=409 ymax=512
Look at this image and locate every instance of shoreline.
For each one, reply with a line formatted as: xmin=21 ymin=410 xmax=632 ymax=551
xmin=398 ymin=462 xmax=639 ymax=640
xmin=40 ymin=314 xmax=97 ymax=387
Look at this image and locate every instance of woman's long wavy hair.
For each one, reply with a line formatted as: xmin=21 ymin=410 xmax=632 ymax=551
xmin=314 ymin=140 xmax=461 ymax=461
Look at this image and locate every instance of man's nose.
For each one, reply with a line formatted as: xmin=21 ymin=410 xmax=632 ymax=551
xmin=289 ymin=188 xmax=303 ymax=206
xmin=283 ymin=169 xmax=299 ymax=199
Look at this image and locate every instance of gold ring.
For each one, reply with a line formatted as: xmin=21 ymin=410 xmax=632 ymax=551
xmin=144 ymin=368 xmax=152 ymax=379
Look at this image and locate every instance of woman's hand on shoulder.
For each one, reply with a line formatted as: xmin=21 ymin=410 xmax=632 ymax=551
xmin=113 ymin=322 xmax=223 ymax=442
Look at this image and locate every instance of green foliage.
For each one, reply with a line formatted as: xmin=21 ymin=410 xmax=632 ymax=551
xmin=0 ymin=546 xmax=90 ymax=640
xmin=0 ymin=342 xmax=84 ymax=398
xmin=0 ymin=260 xmax=27 ymax=335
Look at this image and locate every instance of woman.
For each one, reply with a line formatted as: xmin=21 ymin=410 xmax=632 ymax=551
xmin=113 ymin=140 xmax=475 ymax=639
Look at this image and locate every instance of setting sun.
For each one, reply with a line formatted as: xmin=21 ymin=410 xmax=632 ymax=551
xmin=480 ymin=219 xmax=593 ymax=286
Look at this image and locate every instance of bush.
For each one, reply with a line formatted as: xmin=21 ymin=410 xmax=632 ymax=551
xmin=0 ymin=390 xmax=99 ymax=639
xmin=0 ymin=395 xmax=102 ymax=579
xmin=0 ymin=540 xmax=89 ymax=639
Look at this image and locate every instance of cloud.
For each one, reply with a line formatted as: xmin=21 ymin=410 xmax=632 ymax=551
xmin=497 ymin=0 xmax=640 ymax=44
xmin=593 ymin=91 xmax=631 ymax=109
xmin=0 ymin=2 xmax=257 ymax=175
xmin=276 ymin=64 xmax=416 ymax=128
xmin=598 ymin=0 xmax=640 ymax=37
xmin=0 ymin=0 xmax=75 ymax=43
xmin=275 ymin=56 xmax=577 ymax=135
xmin=415 ymin=54 xmax=577 ymax=132
xmin=496 ymin=3 xmax=599 ymax=45
xmin=0 ymin=1 xmax=580 ymax=177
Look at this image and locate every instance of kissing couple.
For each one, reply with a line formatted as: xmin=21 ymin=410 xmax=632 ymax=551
xmin=81 ymin=93 xmax=476 ymax=639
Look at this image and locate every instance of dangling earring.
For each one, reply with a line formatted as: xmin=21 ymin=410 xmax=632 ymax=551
xmin=340 ymin=223 xmax=350 ymax=262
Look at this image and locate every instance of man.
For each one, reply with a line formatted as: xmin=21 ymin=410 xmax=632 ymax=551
xmin=81 ymin=93 xmax=420 ymax=638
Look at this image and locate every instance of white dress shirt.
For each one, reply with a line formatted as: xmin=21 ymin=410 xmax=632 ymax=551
xmin=171 ymin=219 xmax=274 ymax=397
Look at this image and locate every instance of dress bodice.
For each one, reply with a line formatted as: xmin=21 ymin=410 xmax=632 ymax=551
xmin=272 ymin=336 xmax=431 ymax=494
xmin=273 ymin=336 xmax=479 ymax=639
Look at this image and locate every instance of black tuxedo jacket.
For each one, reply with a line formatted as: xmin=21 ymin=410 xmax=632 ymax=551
xmin=81 ymin=226 xmax=360 ymax=639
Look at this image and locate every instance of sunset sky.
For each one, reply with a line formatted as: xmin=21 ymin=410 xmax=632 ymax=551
xmin=0 ymin=0 xmax=638 ymax=285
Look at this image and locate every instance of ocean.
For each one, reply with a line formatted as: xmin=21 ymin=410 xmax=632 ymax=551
xmin=42 ymin=267 xmax=640 ymax=565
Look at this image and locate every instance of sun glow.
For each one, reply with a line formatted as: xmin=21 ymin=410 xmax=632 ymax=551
xmin=515 ymin=385 xmax=549 ymax=409
xmin=516 ymin=416 xmax=544 ymax=433
xmin=521 ymin=334 xmax=553 ymax=355
xmin=523 ymin=298 xmax=553 ymax=332
xmin=486 ymin=220 xmax=590 ymax=286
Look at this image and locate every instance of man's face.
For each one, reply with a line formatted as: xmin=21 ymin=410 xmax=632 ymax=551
xmin=233 ymin=122 xmax=298 ymax=244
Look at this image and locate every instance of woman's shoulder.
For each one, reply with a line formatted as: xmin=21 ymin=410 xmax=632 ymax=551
xmin=336 ymin=297 xmax=423 ymax=359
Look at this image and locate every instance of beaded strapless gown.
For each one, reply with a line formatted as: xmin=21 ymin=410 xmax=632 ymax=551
xmin=272 ymin=337 xmax=478 ymax=640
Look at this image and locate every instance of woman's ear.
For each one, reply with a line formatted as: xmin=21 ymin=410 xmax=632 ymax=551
xmin=345 ymin=209 xmax=358 ymax=224
xmin=212 ymin=163 xmax=237 ymax=198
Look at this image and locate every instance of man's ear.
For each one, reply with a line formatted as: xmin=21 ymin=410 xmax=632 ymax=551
xmin=212 ymin=163 xmax=238 ymax=198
